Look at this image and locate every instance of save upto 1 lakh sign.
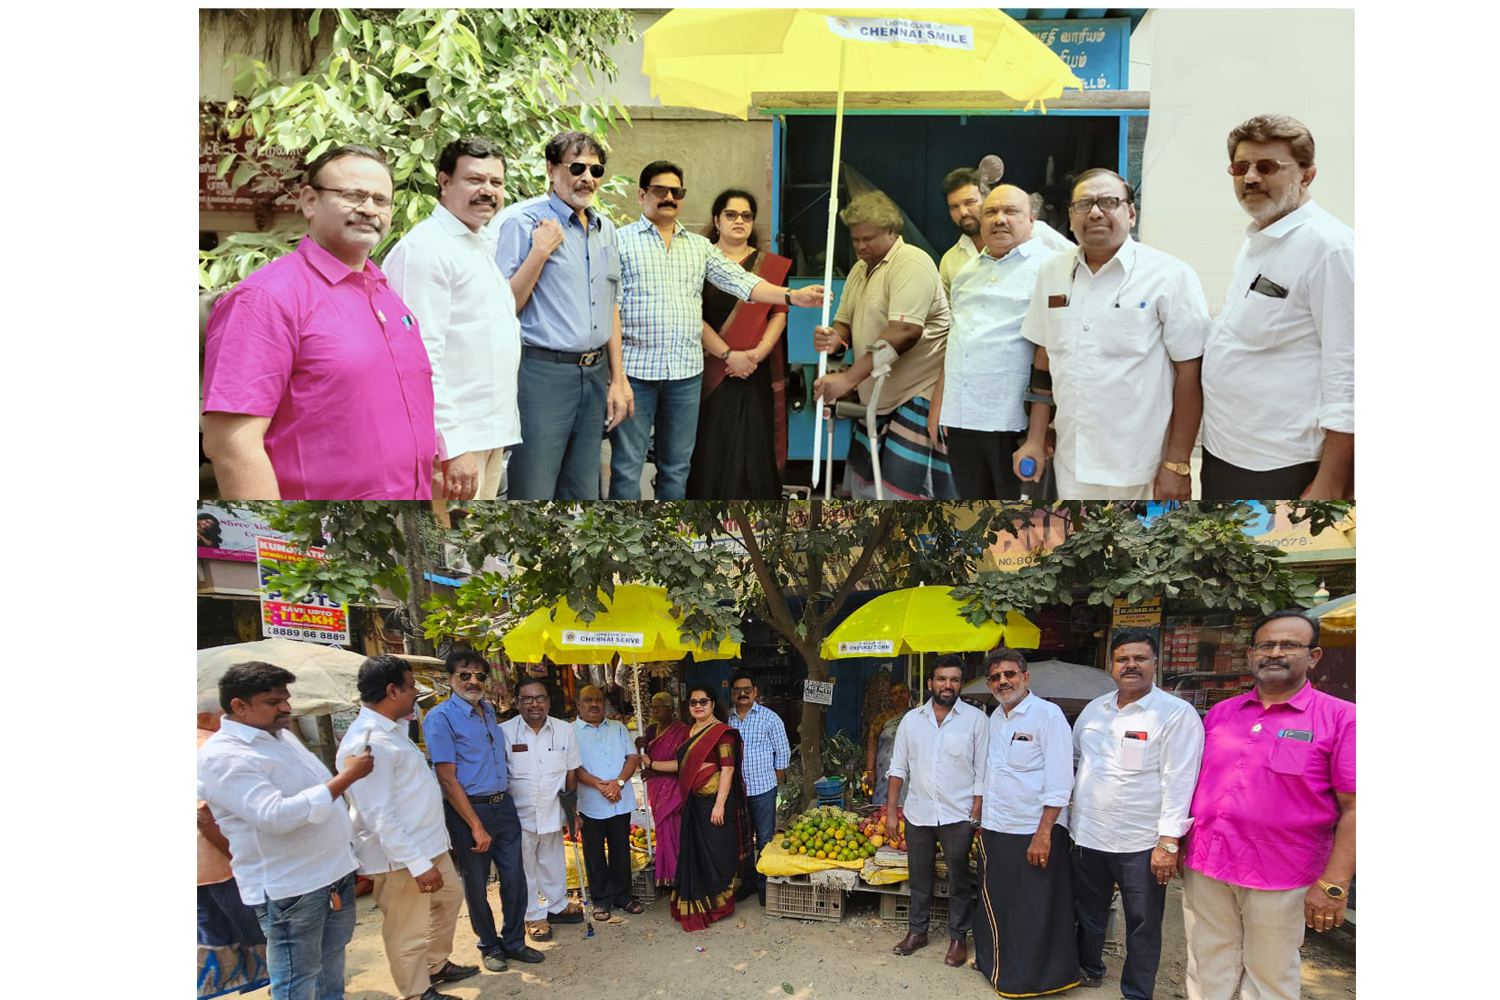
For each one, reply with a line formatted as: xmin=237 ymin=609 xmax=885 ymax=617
xmin=256 ymin=538 xmax=350 ymax=644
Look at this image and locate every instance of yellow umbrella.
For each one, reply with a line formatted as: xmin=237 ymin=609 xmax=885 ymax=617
xmin=503 ymin=584 xmax=741 ymax=665
xmin=1308 ymin=593 xmax=1355 ymax=648
xmin=820 ymin=586 xmax=1040 ymax=660
xmin=642 ymin=9 xmax=1082 ymax=485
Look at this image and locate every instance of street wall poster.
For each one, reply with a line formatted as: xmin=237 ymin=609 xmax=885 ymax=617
xmin=256 ymin=537 xmax=351 ymax=644
xmin=198 ymin=503 xmax=288 ymax=562
xmin=561 ymin=630 xmax=645 ymax=648
xmin=803 ymin=678 xmax=836 ymax=705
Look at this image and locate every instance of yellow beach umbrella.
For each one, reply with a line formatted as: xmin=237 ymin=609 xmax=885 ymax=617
xmin=1308 ymin=593 xmax=1355 ymax=648
xmin=820 ymin=586 xmax=1040 ymax=659
xmin=503 ymin=584 xmax=740 ymax=666
xmin=642 ymin=9 xmax=1082 ymax=484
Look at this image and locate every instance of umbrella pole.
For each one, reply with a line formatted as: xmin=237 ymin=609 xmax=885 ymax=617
xmin=631 ymin=655 xmax=657 ymax=866
xmin=811 ymin=38 xmax=848 ymax=489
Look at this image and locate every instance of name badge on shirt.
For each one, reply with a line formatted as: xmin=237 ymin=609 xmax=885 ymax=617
xmin=1277 ymin=729 xmax=1314 ymax=742
xmin=1047 ymin=294 xmax=1069 ymax=309
xmin=512 ymin=744 xmax=530 ymax=753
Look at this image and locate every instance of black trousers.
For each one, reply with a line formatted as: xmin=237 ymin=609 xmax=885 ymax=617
xmin=944 ymin=427 xmax=1028 ymax=500
xmin=1071 ymin=845 xmax=1165 ymax=1000
xmin=1200 ymin=449 xmax=1320 ymax=500
xmin=580 ymin=812 xmax=634 ymax=908
xmin=905 ymin=820 xmax=978 ymax=938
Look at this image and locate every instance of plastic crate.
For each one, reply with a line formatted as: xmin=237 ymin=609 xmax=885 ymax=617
xmin=880 ymin=892 xmax=948 ymax=931
xmin=766 ymin=879 xmax=845 ymax=922
xmin=632 ymin=864 xmax=658 ymax=903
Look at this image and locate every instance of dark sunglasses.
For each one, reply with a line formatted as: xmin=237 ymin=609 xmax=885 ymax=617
xmin=567 ymin=162 xmax=606 ymax=178
xmin=1227 ymin=159 xmax=1300 ymax=177
xmin=647 ymin=184 xmax=687 ymax=200
xmin=720 ymin=210 xmax=753 ymax=223
xmin=688 ymin=697 xmax=712 ymax=707
xmin=455 ymin=670 xmax=488 ymax=681
xmin=987 ymin=669 xmax=1023 ymax=681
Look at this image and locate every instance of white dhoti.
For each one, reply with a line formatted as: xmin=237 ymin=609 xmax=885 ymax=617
xmin=519 ymin=828 xmax=569 ymax=921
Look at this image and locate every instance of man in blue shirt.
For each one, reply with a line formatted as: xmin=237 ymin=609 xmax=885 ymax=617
xmin=608 ymin=160 xmax=825 ymax=499
xmin=494 ymin=131 xmax=633 ymax=501
xmin=570 ymin=685 xmax=642 ymax=919
xmin=424 ymin=650 xmax=542 ymax=972
xmin=726 ymin=672 xmax=791 ymax=905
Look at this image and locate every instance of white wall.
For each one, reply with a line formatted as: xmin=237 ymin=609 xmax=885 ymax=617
xmin=1137 ymin=8 xmax=1354 ymax=314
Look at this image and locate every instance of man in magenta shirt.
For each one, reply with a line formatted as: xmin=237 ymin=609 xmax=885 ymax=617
xmin=1181 ymin=609 xmax=1355 ymax=1000
xmin=202 ymin=144 xmax=440 ymax=500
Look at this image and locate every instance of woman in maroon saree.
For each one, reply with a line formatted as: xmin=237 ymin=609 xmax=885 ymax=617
xmin=636 ymin=691 xmax=689 ymax=887
xmin=686 ymin=190 xmax=792 ymax=499
xmin=643 ymin=684 xmax=755 ymax=930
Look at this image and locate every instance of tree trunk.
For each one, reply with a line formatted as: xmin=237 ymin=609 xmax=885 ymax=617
xmin=795 ymin=642 xmax=829 ymax=808
xmin=399 ymin=506 xmax=436 ymax=657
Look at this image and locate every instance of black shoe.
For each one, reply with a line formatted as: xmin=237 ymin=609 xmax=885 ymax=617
xmin=481 ymin=949 xmax=508 ymax=972
xmin=504 ymin=945 xmax=546 ymax=963
xmin=420 ymin=989 xmax=461 ymax=1000
xmin=1077 ymin=970 xmax=1104 ymax=988
xmin=429 ymin=960 xmax=478 ymax=985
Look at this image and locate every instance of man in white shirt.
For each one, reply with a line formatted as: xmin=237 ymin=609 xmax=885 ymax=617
xmin=1071 ymin=631 xmax=1205 ymax=1000
xmin=1015 ymin=169 xmax=1210 ymax=501
xmin=500 ymin=679 xmax=585 ymax=941
xmin=337 ymin=657 xmax=476 ymax=1000
xmin=1201 ymin=114 xmax=1354 ymax=501
xmin=197 ymin=661 xmax=374 ymax=1000
xmin=937 ymin=168 xmax=985 ymax=297
xmin=934 ymin=185 xmax=1061 ymax=499
xmin=973 ymin=648 xmax=1079 ymax=998
xmin=384 ymin=136 xmax=522 ymax=503
xmin=885 ymin=655 xmax=987 ymax=967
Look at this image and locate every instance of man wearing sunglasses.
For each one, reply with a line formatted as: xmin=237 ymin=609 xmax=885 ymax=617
xmin=424 ymin=650 xmax=542 ymax=973
xmin=203 ymin=144 xmax=440 ymax=501
xmin=608 ymin=160 xmax=825 ymax=500
xmin=1200 ymin=115 xmax=1354 ymax=501
xmin=1015 ymin=167 xmax=1210 ymax=502
xmin=1181 ymin=609 xmax=1355 ymax=1000
xmin=494 ymin=131 xmax=633 ymax=501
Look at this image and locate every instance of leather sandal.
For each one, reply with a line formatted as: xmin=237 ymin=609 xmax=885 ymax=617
xmin=526 ymin=920 xmax=552 ymax=941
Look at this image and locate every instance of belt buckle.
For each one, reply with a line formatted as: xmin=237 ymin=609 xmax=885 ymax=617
xmin=578 ymin=349 xmax=602 ymax=367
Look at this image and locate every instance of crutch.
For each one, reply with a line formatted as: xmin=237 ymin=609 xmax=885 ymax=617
xmin=831 ymin=341 xmax=893 ymax=500
xmin=560 ymin=789 xmax=595 ymax=939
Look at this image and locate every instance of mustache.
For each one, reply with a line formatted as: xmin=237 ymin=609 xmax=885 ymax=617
xmin=471 ymin=194 xmax=498 ymax=205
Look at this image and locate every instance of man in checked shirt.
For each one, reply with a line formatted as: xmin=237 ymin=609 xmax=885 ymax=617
xmin=725 ymin=671 xmax=791 ymax=906
xmin=607 ymin=161 xmax=824 ymax=499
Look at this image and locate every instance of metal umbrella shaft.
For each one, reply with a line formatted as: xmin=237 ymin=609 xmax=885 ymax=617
xmin=811 ymin=39 xmax=848 ymax=488
xmin=631 ymin=657 xmax=657 ymax=865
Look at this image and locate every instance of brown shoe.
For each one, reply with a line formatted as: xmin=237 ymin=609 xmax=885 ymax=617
xmin=525 ymin=920 xmax=552 ymax=941
xmin=892 ymin=931 xmax=929 ymax=956
xmin=945 ymin=939 xmax=967 ymax=967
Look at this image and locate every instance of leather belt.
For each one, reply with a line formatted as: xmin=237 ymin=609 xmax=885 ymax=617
xmin=468 ymin=792 xmax=506 ymax=805
xmin=523 ymin=345 xmax=604 ymax=367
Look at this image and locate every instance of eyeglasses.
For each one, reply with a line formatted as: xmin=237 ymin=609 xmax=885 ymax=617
xmin=647 ymin=184 xmax=687 ymax=200
xmin=517 ymin=694 xmax=548 ymax=704
xmin=1068 ymin=196 xmax=1128 ymax=215
xmin=1251 ymin=640 xmax=1311 ymax=653
xmin=312 ymin=186 xmax=393 ymax=211
xmin=455 ymin=670 xmax=488 ymax=682
xmin=720 ymin=210 xmax=753 ymax=223
xmin=987 ymin=669 xmax=1023 ymax=682
xmin=566 ymin=161 xmax=606 ymax=178
xmin=688 ymin=698 xmax=712 ymax=707
xmin=1227 ymin=159 xmax=1300 ymax=177
xmin=731 ymin=685 xmax=754 ymax=693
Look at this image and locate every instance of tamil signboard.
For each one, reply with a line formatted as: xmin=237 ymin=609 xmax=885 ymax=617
xmin=257 ymin=538 xmax=350 ymax=644
xmin=1021 ymin=18 xmax=1130 ymax=91
xmin=198 ymin=503 xmax=288 ymax=562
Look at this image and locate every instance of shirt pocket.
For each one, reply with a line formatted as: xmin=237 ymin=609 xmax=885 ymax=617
xmin=1007 ymin=737 xmax=1045 ymax=771
xmin=1223 ymin=285 xmax=1297 ymax=350
xmin=1095 ymin=308 xmax=1158 ymax=360
xmin=1268 ymin=736 xmax=1311 ymax=776
xmin=1118 ymin=735 xmax=1148 ymax=771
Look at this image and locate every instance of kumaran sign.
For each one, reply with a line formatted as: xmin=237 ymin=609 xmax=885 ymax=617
xmin=257 ymin=538 xmax=350 ymax=644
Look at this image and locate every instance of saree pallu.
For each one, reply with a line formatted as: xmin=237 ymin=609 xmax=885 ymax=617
xmin=972 ymin=826 xmax=1081 ymax=998
xmin=686 ymin=249 xmax=792 ymax=499
xmin=669 ymin=723 xmax=755 ymax=931
xmin=645 ymin=720 xmax=690 ymax=885
xmin=845 ymin=395 xmax=959 ymax=500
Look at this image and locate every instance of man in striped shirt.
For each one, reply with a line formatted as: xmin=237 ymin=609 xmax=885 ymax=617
xmin=607 ymin=161 xmax=824 ymax=499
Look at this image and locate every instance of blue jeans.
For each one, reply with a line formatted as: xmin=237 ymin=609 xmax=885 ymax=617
xmin=745 ymin=788 xmax=778 ymax=892
xmin=606 ymin=373 xmax=702 ymax=500
xmin=251 ymin=870 xmax=357 ymax=1000
xmin=445 ymin=797 xmax=528 ymax=955
xmin=508 ymin=354 xmax=609 ymax=500
xmin=1072 ymin=845 xmax=1166 ymax=1000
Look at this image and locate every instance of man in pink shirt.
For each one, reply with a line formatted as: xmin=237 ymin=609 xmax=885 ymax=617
xmin=202 ymin=144 xmax=440 ymax=499
xmin=1181 ymin=609 xmax=1355 ymax=1000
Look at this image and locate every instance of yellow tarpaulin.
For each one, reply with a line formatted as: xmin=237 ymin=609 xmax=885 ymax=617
xmin=756 ymin=840 xmax=867 ymax=876
xmin=563 ymin=843 xmax=650 ymax=891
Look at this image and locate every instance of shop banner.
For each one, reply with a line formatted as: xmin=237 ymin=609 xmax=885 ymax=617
xmin=198 ymin=503 xmax=287 ymax=562
xmin=561 ymin=630 xmax=645 ymax=648
xmin=1112 ymin=596 xmax=1163 ymax=627
xmin=803 ymin=678 xmax=835 ymax=705
xmin=257 ymin=538 xmax=350 ymax=644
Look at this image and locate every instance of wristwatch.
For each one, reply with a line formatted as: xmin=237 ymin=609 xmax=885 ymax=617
xmin=721 ymin=347 xmax=733 ymax=361
xmin=1156 ymin=840 xmax=1179 ymax=854
xmin=783 ymin=289 xmax=792 ymax=306
xmin=615 ymin=779 xmax=627 ymax=788
xmin=1162 ymin=461 xmax=1191 ymax=477
xmin=1317 ymin=879 xmax=1347 ymax=899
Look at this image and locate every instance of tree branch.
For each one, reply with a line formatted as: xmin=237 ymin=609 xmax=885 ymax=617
xmin=814 ymin=507 xmax=897 ymax=632
xmin=731 ymin=504 xmax=799 ymax=639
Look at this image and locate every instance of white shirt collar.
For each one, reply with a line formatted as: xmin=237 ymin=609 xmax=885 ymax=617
xmin=1000 ymin=691 xmax=1040 ymax=718
xmin=1247 ymin=198 xmax=1317 ymax=240
xmin=1072 ymin=235 xmax=1138 ymax=275
xmin=356 ymin=704 xmax=401 ymax=732
xmin=981 ymin=236 xmax=1044 ymax=264
xmin=218 ymin=717 xmax=276 ymax=744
